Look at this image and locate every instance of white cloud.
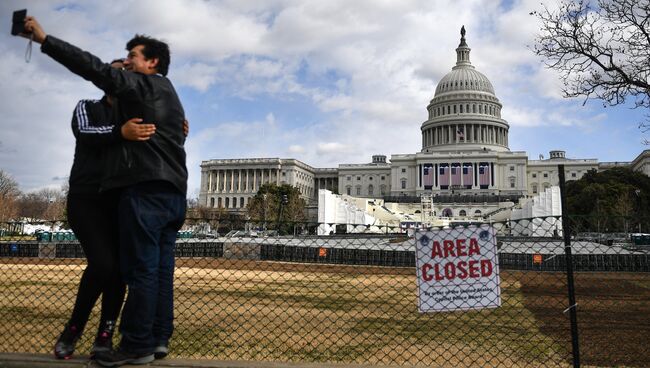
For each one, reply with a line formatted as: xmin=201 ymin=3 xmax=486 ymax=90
xmin=316 ymin=142 xmax=349 ymax=155
xmin=288 ymin=145 xmax=305 ymax=154
xmin=0 ymin=0 xmax=644 ymax=195
xmin=173 ymin=63 xmax=221 ymax=92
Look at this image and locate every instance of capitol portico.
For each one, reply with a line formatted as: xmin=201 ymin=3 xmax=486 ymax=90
xmin=199 ymin=27 xmax=650 ymax=219
xmin=199 ymin=158 xmax=338 ymax=210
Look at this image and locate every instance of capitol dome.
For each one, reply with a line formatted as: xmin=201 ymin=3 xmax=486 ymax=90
xmin=434 ymin=67 xmax=495 ymax=96
xmin=421 ymin=26 xmax=510 ymax=153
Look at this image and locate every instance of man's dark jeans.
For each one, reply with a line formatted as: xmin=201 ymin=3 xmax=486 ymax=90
xmin=117 ymin=181 xmax=186 ymax=354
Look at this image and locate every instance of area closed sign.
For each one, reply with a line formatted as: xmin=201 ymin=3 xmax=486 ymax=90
xmin=415 ymin=225 xmax=501 ymax=312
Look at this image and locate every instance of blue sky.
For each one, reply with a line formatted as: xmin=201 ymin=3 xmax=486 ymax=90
xmin=0 ymin=0 xmax=646 ymax=198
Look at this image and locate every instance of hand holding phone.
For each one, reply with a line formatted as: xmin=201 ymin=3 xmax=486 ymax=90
xmin=12 ymin=12 xmax=47 ymax=44
xmin=11 ymin=9 xmax=27 ymax=36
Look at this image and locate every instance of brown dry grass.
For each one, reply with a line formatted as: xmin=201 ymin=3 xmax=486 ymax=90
xmin=0 ymin=259 xmax=647 ymax=367
xmin=520 ymin=272 xmax=650 ymax=368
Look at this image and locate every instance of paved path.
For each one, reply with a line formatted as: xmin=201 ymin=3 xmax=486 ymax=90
xmin=0 ymin=353 xmax=394 ymax=368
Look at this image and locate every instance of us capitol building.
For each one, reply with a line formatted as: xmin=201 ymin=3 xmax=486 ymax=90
xmin=199 ymin=28 xmax=650 ymax=219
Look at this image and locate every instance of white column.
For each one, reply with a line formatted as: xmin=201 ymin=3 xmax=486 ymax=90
xmin=253 ymin=170 xmax=257 ymax=191
xmin=230 ymin=170 xmax=234 ymax=193
xmin=216 ymin=170 xmax=221 ymax=192
xmin=246 ymin=169 xmax=249 ymax=192
xmin=222 ymin=170 xmax=226 ymax=192
xmin=208 ymin=171 xmax=213 ymax=192
xmin=223 ymin=170 xmax=227 ymax=192
xmin=238 ymin=169 xmax=242 ymax=192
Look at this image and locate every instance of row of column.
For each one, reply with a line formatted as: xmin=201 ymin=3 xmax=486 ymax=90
xmin=420 ymin=162 xmax=495 ymax=189
xmin=432 ymin=102 xmax=501 ymax=118
xmin=316 ymin=178 xmax=338 ymax=192
xmin=422 ymin=124 xmax=508 ymax=147
xmin=206 ymin=168 xmax=280 ymax=193
xmin=209 ymin=196 xmax=247 ymax=209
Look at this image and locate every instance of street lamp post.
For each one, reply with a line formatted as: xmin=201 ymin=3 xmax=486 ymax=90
xmin=634 ymin=189 xmax=641 ymax=234
xmin=263 ymin=193 xmax=267 ymax=231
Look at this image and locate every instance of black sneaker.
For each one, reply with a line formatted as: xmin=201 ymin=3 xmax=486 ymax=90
xmin=54 ymin=323 xmax=83 ymax=359
xmin=153 ymin=344 xmax=168 ymax=359
xmin=91 ymin=320 xmax=116 ymax=356
xmin=95 ymin=348 xmax=154 ymax=367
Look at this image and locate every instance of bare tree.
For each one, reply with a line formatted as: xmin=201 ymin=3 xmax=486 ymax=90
xmin=42 ymin=188 xmax=67 ymax=222
xmin=0 ymin=170 xmax=21 ymax=222
xmin=18 ymin=187 xmax=67 ymax=221
xmin=531 ymin=0 xmax=650 ymax=141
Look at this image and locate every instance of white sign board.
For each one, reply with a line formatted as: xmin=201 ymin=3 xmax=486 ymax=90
xmin=415 ymin=225 xmax=501 ymax=312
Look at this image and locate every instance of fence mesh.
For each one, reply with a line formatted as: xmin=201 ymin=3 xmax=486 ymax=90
xmin=0 ymin=216 xmax=649 ymax=367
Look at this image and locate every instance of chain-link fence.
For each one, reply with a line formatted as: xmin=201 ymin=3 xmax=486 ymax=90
xmin=1 ymin=215 xmax=648 ymax=367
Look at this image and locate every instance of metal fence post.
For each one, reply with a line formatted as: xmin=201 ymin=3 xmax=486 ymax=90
xmin=558 ymin=164 xmax=580 ymax=367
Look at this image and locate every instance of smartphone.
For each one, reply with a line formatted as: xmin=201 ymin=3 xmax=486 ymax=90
xmin=11 ymin=9 xmax=27 ymax=36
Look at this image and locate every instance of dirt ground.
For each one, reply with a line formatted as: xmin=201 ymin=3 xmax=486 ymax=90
xmin=0 ymin=258 xmax=648 ymax=367
xmin=520 ymin=271 xmax=650 ymax=367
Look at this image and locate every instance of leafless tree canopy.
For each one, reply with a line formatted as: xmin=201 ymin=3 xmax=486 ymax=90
xmin=0 ymin=169 xmax=68 ymax=222
xmin=0 ymin=170 xmax=21 ymax=222
xmin=532 ymin=0 xmax=650 ymax=134
xmin=17 ymin=188 xmax=66 ymax=221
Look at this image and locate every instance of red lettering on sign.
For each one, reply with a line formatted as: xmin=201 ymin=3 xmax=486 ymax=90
xmin=480 ymin=259 xmax=493 ymax=276
xmin=421 ymin=263 xmax=433 ymax=281
xmin=457 ymin=261 xmax=468 ymax=279
xmin=431 ymin=241 xmax=442 ymax=258
xmin=434 ymin=263 xmax=444 ymax=281
xmin=444 ymin=262 xmax=456 ymax=279
xmin=443 ymin=240 xmax=455 ymax=257
xmin=468 ymin=238 xmax=480 ymax=256
xmin=468 ymin=260 xmax=480 ymax=277
xmin=427 ymin=260 xmax=494 ymax=282
xmin=431 ymin=238 xmax=483 ymax=258
xmin=456 ymin=239 xmax=467 ymax=256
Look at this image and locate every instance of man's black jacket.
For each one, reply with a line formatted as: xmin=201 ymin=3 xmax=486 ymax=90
xmin=42 ymin=36 xmax=188 ymax=195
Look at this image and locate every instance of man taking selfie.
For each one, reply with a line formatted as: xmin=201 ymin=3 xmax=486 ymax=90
xmin=21 ymin=16 xmax=188 ymax=367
